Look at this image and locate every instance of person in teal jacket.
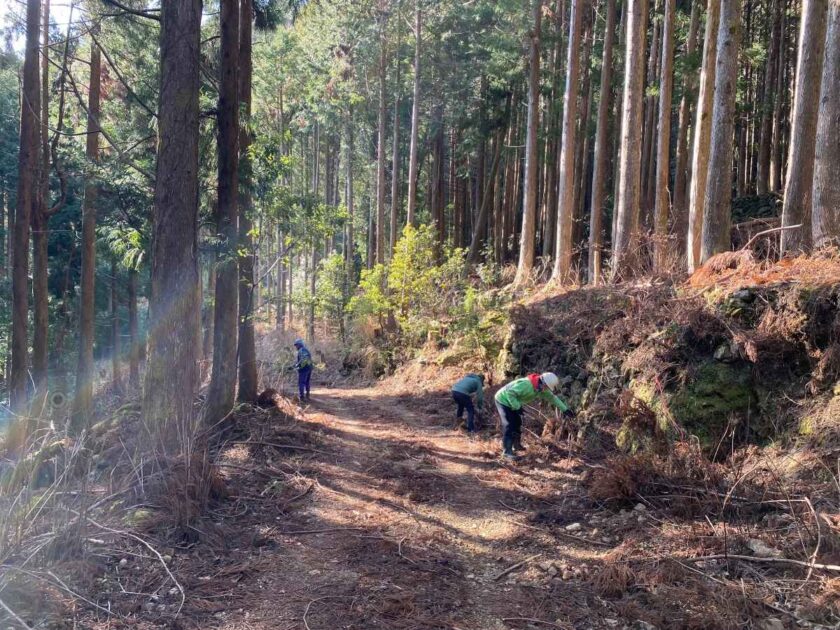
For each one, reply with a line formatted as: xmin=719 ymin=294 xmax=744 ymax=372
xmin=451 ymin=373 xmax=485 ymax=432
xmin=494 ymin=372 xmax=573 ymax=459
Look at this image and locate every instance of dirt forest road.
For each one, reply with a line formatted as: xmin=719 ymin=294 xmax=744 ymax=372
xmin=195 ymin=384 xmax=619 ymax=630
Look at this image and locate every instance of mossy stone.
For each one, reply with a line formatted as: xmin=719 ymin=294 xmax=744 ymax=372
xmin=669 ymin=361 xmax=756 ymax=446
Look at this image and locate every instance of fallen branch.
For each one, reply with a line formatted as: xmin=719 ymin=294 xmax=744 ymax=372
xmin=502 ymin=617 xmax=571 ymax=629
xmin=741 ymin=223 xmax=801 ymax=251
xmin=302 ymin=595 xmax=354 ymax=630
xmin=685 ymin=554 xmax=840 ymax=572
xmin=278 ymin=527 xmax=366 ymax=535
xmin=493 ymin=553 xmax=541 ymax=581
xmin=229 ymin=440 xmax=328 ymax=455
xmin=281 ymin=483 xmax=315 ymax=508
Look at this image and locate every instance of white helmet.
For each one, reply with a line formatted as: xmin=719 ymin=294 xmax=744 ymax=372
xmin=541 ymin=372 xmax=560 ymax=392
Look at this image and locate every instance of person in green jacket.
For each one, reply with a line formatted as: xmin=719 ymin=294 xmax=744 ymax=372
xmin=451 ymin=373 xmax=485 ymax=432
xmin=494 ymin=372 xmax=573 ymax=459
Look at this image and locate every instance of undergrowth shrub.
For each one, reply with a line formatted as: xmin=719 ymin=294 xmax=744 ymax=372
xmin=347 ymin=224 xmax=505 ymax=364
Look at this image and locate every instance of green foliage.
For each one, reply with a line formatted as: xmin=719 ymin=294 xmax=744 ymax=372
xmin=349 ymin=224 xmax=488 ymax=346
xmin=315 ymin=253 xmax=352 ymax=337
xmin=349 ymin=263 xmax=390 ymax=324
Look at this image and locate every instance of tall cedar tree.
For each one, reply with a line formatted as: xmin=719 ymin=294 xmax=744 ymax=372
xmin=700 ymin=0 xmax=742 ymax=262
xmin=406 ymin=3 xmax=421 ymax=227
xmin=552 ymin=0 xmax=585 ymax=282
xmin=389 ymin=1 xmax=402 ymax=257
xmin=611 ymin=0 xmax=648 ymax=280
xmin=238 ymin=0 xmax=259 ymax=403
xmin=588 ymin=0 xmax=616 ymax=285
xmin=653 ymin=0 xmax=676 ymax=269
xmin=10 ymin=0 xmax=39 ymax=412
xmin=375 ymin=5 xmax=388 ymax=264
xmin=756 ymin=0 xmax=782 ymax=194
xmin=515 ymin=0 xmax=542 ymax=285
xmin=33 ymin=0 xmax=52 ymax=403
xmin=69 ymin=26 xmax=101 ymax=430
xmin=672 ymin=0 xmax=700 ymax=233
xmin=687 ymin=0 xmax=719 ymax=271
xmin=812 ymin=0 xmax=840 ymax=247
xmin=206 ymin=0 xmax=241 ymax=424
xmin=780 ymin=0 xmax=827 ymax=254
xmin=142 ymin=0 xmax=203 ymax=442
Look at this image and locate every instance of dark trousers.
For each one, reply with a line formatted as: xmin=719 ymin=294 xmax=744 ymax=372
xmin=298 ymin=366 xmax=312 ymax=398
xmin=452 ymin=391 xmax=476 ymax=431
xmin=495 ymin=402 xmax=522 ymax=454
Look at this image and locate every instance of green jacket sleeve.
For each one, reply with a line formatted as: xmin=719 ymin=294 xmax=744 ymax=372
xmin=540 ymin=390 xmax=569 ymax=412
xmin=476 ymin=384 xmax=484 ymax=407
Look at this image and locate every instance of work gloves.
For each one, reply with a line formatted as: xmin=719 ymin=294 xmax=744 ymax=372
xmin=562 ymin=408 xmax=576 ymax=420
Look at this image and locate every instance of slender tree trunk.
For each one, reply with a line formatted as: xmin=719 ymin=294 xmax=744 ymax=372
xmin=287 ymin=253 xmax=294 ymax=327
xmin=237 ymin=0 xmax=258 ymax=403
xmin=111 ymin=258 xmax=122 ymax=395
xmin=756 ymin=0 xmax=781 ymax=194
xmin=345 ymin=115 xmax=355 ymax=276
xmin=0 ymin=192 xmax=5 ymax=281
xmin=10 ymin=0 xmax=39 ymax=412
xmin=641 ymin=0 xmax=662 ymax=227
xmin=572 ymin=13 xmax=594 ymax=258
xmin=588 ymin=0 xmax=616 ymax=285
xmin=203 ymin=255 xmax=215 ymax=366
xmin=308 ymin=244 xmax=317 ymax=342
xmin=375 ymin=7 xmax=388 ymax=264
xmin=5 ymin=193 xmax=12 ymax=284
xmin=128 ymin=268 xmax=139 ymax=389
xmin=653 ymin=0 xmax=676 ymax=269
xmin=812 ymin=0 xmax=840 ymax=248
xmin=611 ymin=0 xmax=649 ymax=280
xmin=515 ymin=0 xmax=543 ymax=285
xmin=276 ymin=225 xmax=285 ymax=331
xmin=543 ymin=0 xmax=566 ymax=260
xmin=205 ymin=0 xmax=240 ymax=425
xmin=32 ymin=0 xmax=51 ymax=404
xmin=687 ymin=0 xmax=720 ymax=272
xmin=611 ymin=0 xmax=629 ymax=249
xmin=70 ymin=25 xmax=101 ymax=430
xmin=389 ymin=2 xmax=402 ymax=257
xmin=780 ymin=0 xmax=828 ymax=254
xmin=672 ymin=0 xmax=700 ymax=251
xmin=770 ymin=3 xmax=787 ymax=192
xmin=142 ymin=0 xmax=202 ymax=443
xmin=468 ymin=134 xmax=503 ymax=264
xmin=430 ymin=105 xmax=446 ymax=251
xmin=700 ymin=0 xmax=742 ymax=262
xmin=406 ymin=3 xmax=421 ymax=226
xmin=552 ymin=0 xmax=586 ymax=282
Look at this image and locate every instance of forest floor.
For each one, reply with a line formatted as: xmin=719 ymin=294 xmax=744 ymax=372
xmin=181 ymin=383 xmax=611 ymax=630
xmin=96 ymin=373 xmax=813 ymax=630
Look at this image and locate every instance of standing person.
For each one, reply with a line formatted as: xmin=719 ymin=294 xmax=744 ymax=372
xmin=451 ymin=373 xmax=485 ymax=433
xmin=290 ymin=339 xmax=313 ymax=401
xmin=494 ymin=372 xmax=573 ymax=460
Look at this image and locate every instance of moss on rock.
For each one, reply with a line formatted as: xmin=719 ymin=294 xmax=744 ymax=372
xmin=669 ymin=361 xmax=756 ymax=446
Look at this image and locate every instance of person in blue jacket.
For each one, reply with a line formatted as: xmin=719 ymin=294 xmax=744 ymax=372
xmin=451 ymin=373 xmax=485 ymax=433
xmin=290 ymin=339 xmax=313 ymax=400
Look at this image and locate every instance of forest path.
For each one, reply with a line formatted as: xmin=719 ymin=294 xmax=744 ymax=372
xmin=202 ymin=382 xmax=613 ymax=630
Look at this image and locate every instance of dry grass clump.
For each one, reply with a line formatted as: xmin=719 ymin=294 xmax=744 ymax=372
xmin=689 ymin=247 xmax=840 ymax=291
xmin=592 ymin=556 xmax=636 ymax=598
xmin=588 ymin=442 xmax=722 ymax=515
